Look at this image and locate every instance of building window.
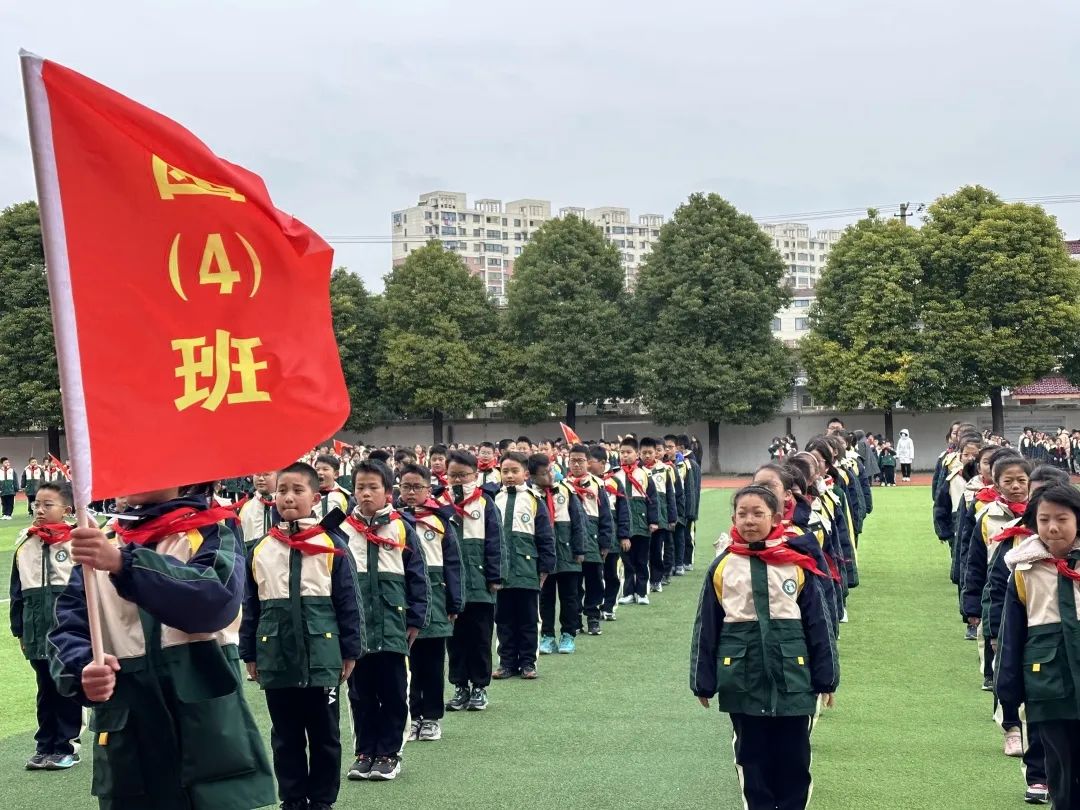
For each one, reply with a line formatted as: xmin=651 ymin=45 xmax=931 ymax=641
xmin=425 ymin=226 xmax=434 ymax=235
xmin=486 ymin=216 xmax=497 ymax=224
xmin=771 ymin=318 xmax=781 ymax=332
xmin=795 ymin=318 xmax=809 ymax=331
xmin=425 ymin=211 xmax=432 ymax=220
xmin=488 ymin=257 xmax=502 ymax=266
xmin=503 ymin=232 xmax=508 ymax=239
xmin=488 ymin=285 xmax=500 ymax=295
xmin=612 ymin=226 xmax=625 ymax=234
xmin=514 ymin=219 xmax=521 ymax=227
xmin=441 ymin=226 xmax=456 ymax=236
xmin=473 ymin=214 xmax=480 ymax=223
xmin=801 ymin=394 xmax=813 ymax=408
xmin=794 ymin=299 xmax=810 ymax=308
xmin=486 ymin=230 xmax=501 ymax=239
xmin=442 ymin=212 xmax=457 ymax=222
xmin=473 ymin=229 xmax=481 ymax=237
xmin=515 ymin=246 xmax=522 ymax=255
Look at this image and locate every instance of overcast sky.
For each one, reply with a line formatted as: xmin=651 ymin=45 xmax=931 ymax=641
xmin=3 ymin=1 xmax=1079 ymax=290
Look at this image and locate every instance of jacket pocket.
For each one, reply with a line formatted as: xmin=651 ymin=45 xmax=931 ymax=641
xmin=90 ymin=706 xmax=146 ymax=799
xmin=173 ymin=679 xmax=257 ymax=786
xmin=715 ymin=641 xmax=749 ymax=695
xmin=1023 ymin=642 xmax=1069 ymax=702
xmin=779 ymin=640 xmax=813 ymax=693
xmin=306 ymin=616 xmax=344 ymax=672
xmin=254 ymin=620 xmax=286 ymax=674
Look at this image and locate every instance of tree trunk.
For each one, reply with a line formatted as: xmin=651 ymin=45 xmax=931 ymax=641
xmin=432 ymin=408 xmax=444 ymax=445
xmin=564 ymin=401 xmax=576 ymax=430
xmin=884 ymin=408 xmax=894 ymax=444
xmin=990 ymin=386 xmax=1005 ymax=437
xmin=47 ymin=425 xmax=61 ymax=459
xmin=708 ymin=420 xmax=720 ymax=475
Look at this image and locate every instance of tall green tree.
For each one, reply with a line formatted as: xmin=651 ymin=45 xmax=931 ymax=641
xmin=801 ymin=212 xmax=932 ymax=440
xmin=919 ymin=186 xmax=1080 ymax=434
xmin=0 ymin=201 xmax=64 ymax=453
xmin=633 ymin=193 xmax=794 ymax=472
xmin=329 ymin=267 xmax=383 ymax=432
xmin=379 ymin=242 xmax=498 ymax=443
xmin=502 ymin=216 xmax=633 ymax=428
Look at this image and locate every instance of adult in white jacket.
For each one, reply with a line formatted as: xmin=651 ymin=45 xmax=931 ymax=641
xmin=896 ymin=429 xmax=915 ymax=482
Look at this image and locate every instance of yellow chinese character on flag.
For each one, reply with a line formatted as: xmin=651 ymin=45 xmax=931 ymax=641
xmin=172 ymin=330 xmax=270 ymax=411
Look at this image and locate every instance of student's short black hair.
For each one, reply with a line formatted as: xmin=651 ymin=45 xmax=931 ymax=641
xmin=516 ymin=436 xmax=531 ymax=445
xmin=0 ymin=457 xmax=7 ymax=464
xmin=827 ymin=417 xmax=844 ymax=427
xmin=429 ymin=444 xmax=449 ymax=458
xmin=497 ymin=439 xmax=513 ymax=452
xmin=527 ymin=453 xmax=550 ymax=477
xmin=676 ymin=434 xmax=691 ymax=449
xmin=1029 ymin=464 xmax=1070 ymax=488
xmin=620 ymin=436 xmax=639 ymax=450
xmin=663 ymin=434 xmax=678 ymax=443
xmin=987 ymin=447 xmax=1020 ymax=476
xmin=479 ymin=441 xmax=496 ymax=451
xmin=568 ymin=443 xmax=588 ymax=456
xmin=976 ymin=445 xmax=998 ymax=464
xmin=447 ymin=449 xmax=477 ymax=471
xmin=639 ymin=437 xmax=659 ymax=450
xmin=805 ymin=436 xmax=834 ymax=466
xmin=36 ymin=481 xmax=73 ymax=507
xmin=279 ymin=462 xmax=319 ymax=491
xmin=394 ymin=448 xmax=416 ymax=464
xmin=354 ymin=459 xmax=393 ymax=491
xmin=992 ymin=455 xmax=1031 ymax=483
xmin=398 ymin=462 xmax=431 ymax=482
xmin=368 ymin=449 xmax=391 ymax=464
xmin=1024 ymin=483 xmax=1080 ymax=532
xmin=587 ymin=445 xmax=608 ymax=464
xmin=732 ymin=484 xmax=780 ymax=515
xmin=315 ymin=454 xmax=340 ymax=472
xmin=501 ymin=451 xmax=529 ymax=469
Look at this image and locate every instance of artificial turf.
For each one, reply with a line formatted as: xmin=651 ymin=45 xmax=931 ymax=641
xmin=0 ymin=487 xmax=1028 ymax=808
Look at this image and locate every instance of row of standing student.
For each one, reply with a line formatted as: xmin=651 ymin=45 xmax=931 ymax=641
xmin=691 ymin=426 xmax=875 ymax=810
xmin=8 ymin=434 xmax=703 ymax=810
xmin=933 ymin=420 xmax=1080 ymax=807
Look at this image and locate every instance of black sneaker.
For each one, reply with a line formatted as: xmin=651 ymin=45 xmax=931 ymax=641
xmin=445 ymin=685 xmax=470 ymax=712
xmin=965 ymin=624 xmax=978 ymax=641
xmin=368 ymin=756 xmax=401 ymax=781
xmin=309 ymin=803 xmax=334 ymax=810
xmin=982 ymin=676 xmax=994 ymax=692
xmin=26 ymin=753 xmax=48 ymax=770
xmin=491 ymin=667 xmax=518 ymax=680
xmin=520 ymin=666 xmax=538 ymax=680
xmin=467 ymin=687 xmax=489 ymax=710
xmin=280 ymin=801 xmax=308 ymax=810
xmin=587 ymin=617 xmax=602 ymax=635
xmin=661 ymin=575 xmax=672 ymax=586
xmin=347 ymin=755 xmax=373 ymax=781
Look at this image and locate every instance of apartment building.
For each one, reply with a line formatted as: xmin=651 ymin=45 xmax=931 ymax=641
xmin=759 ymin=222 xmax=843 ymax=289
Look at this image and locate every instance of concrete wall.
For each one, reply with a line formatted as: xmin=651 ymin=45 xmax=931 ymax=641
xmin=0 ymin=432 xmax=67 ymax=466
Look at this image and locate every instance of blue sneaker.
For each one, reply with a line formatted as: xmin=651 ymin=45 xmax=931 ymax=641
xmin=45 ymin=753 xmax=79 ymax=770
xmin=539 ymin=635 xmax=557 ymax=655
xmin=558 ymin=633 xmax=576 ymax=654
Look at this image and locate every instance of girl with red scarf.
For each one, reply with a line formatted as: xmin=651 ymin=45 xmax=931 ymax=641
xmin=691 ymin=485 xmax=838 ymax=810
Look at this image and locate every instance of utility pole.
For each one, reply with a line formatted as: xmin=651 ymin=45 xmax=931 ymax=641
xmin=896 ymin=202 xmax=911 ymax=225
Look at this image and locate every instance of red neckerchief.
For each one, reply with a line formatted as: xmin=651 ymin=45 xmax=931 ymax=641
xmin=319 ymin=486 xmax=343 ymax=498
xmin=114 ymin=505 xmax=239 ymax=546
xmin=345 ymin=512 xmax=405 ymax=550
xmin=728 ymin=524 xmax=825 ymax=577
xmin=991 ymin=526 xmax=1034 ymax=544
xmin=544 ymin=487 xmax=557 ymax=527
xmin=782 ymin=499 xmax=796 ymax=523
xmin=28 ymin=523 xmax=72 ymax=545
xmin=620 ymin=464 xmax=649 ymax=499
xmin=822 ymin=551 xmax=842 ymax=582
xmin=269 ymin=523 xmax=344 ymax=556
xmin=259 ymin=496 xmax=275 ymax=508
xmin=448 ymin=487 xmax=483 ymax=518
xmin=432 ymin=471 xmax=448 ymax=487
xmin=975 ymin=488 xmax=997 ymax=504
xmin=824 ymin=476 xmax=834 ymax=488
xmin=1046 ymin=557 xmax=1080 ymax=583
xmin=566 ymin=476 xmax=596 ymax=501
xmin=997 ymin=498 xmax=1027 ymax=517
xmin=477 ymin=458 xmax=497 ymax=472
xmin=601 ymin=473 xmax=625 ymax=499
xmin=412 ymin=499 xmax=445 ymax=535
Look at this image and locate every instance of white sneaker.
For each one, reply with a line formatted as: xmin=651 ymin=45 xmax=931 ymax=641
xmin=407 ymin=718 xmax=422 ymax=742
xmin=636 ymin=594 xmax=650 ymax=606
xmin=418 ymin=719 xmax=441 ymax=741
xmin=617 ymin=594 xmax=635 ymax=605
xmin=840 ymin=609 xmax=849 ymax=623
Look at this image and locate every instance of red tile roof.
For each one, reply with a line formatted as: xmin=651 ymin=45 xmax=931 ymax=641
xmin=1066 ymin=239 xmax=1080 ymax=255
xmin=1010 ymin=375 xmax=1080 ymax=398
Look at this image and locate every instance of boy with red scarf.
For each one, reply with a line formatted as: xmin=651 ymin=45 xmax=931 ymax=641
xmin=340 ymin=460 xmax=428 ymax=783
xmin=51 ymin=480 xmax=277 ymax=810
xmin=238 ymin=470 xmax=279 ymax=551
xmin=22 ymin=457 xmax=45 ymax=517
xmin=428 ymin=445 xmax=450 ymax=494
xmin=9 ymin=481 xmax=83 ymax=770
xmin=611 ymin=437 xmax=659 ymax=606
xmin=591 ymin=446 xmax=631 ymax=621
xmin=314 ymin=454 xmax=353 ymax=519
xmin=476 ymin=441 xmax=501 ymax=493
xmin=566 ymin=445 xmax=616 ymax=636
xmin=691 ymin=485 xmax=838 ymax=810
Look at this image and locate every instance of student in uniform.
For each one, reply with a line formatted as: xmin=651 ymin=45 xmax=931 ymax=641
xmin=22 ymin=457 xmax=44 ymax=517
xmin=997 ymin=484 xmax=1080 ymax=809
xmin=341 ymin=460 xmax=429 ymax=783
xmin=691 ymin=485 xmax=839 ymax=810
xmin=934 ymin=431 xmax=984 ymax=548
xmin=566 ymin=445 xmax=616 ymax=636
xmin=439 ymin=450 xmax=503 ymax=712
xmin=593 ymin=446 xmax=631 ymax=621
xmin=676 ymin=434 xmax=702 ymax=572
xmin=314 ymin=454 xmax=353 ymax=519
xmin=0 ymin=457 xmax=17 ymax=520
xmin=397 ymin=463 xmax=463 ymax=743
xmin=242 ymin=462 xmax=364 ymax=809
xmin=428 ymin=445 xmax=450 ymax=493
xmin=932 ymin=421 xmax=965 ymax=501
xmin=237 ymin=470 xmax=279 ymax=551
xmin=51 ymin=480 xmax=277 ymax=810
xmin=953 ymin=445 xmax=997 ymax=635
xmin=639 ymin=437 xmax=680 ymax=592
xmin=663 ymin=435 xmax=690 ymax=578
xmin=9 ymin=481 xmax=83 ymax=770
xmin=611 ymin=438 xmax=659 ymax=606
xmin=492 ymin=453 xmax=554 ymax=679
xmin=476 ymin=442 xmax=502 ymax=493
xmin=534 ymin=454 xmax=587 ymax=656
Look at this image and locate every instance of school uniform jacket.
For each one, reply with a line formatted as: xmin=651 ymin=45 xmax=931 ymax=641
xmin=340 ymin=506 xmax=429 ymax=656
xmin=318 ymin=485 xmax=353 ymax=521
xmin=564 ymin=474 xmax=615 ymax=563
xmin=238 ymin=496 xmax=279 ymax=551
xmin=0 ymin=468 xmax=17 ymax=496
xmin=932 ymin=449 xmax=956 ymax=504
xmin=240 ymin=517 xmax=365 ymax=689
xmin=407 ymin=500 xmax=465 ymax=639
xmin=996 ymin=536 xmax=1080 ymax=723
xmin=642 ymin=461 xmax=679 ymax=527
xmin=606 ymin=464 xmax=659 ymax=538
xmin=437 ymin=484 xmax=503 ymax=605
xmin=829 ymin=474 xmax=859 ymax=588
xmin=962 ymin=501 xmax=1024 ymax=621
xmin=493 ymin=484 xmax=555 ymax=590
xmin=682 ymin=452 xmax=703 ymax=523
xmin=690 ymin=540 xmax=839 ymax=716
xmin=21 ymin=465 xmax=44 ymax=498
xmin=605 ymin=476 xmax=633 ymax=542
xmin=985 ymin=524 xmax=1032 ymax=642
xmin=540 ymin=482 xmax=588 ymax=574
xmin=9 ymin=526 xmax=76 ymax=660
xmin=477 ymin=466 xmax=502 ymax=494
xmin=933 ymin=455 xmax=966 ymax=540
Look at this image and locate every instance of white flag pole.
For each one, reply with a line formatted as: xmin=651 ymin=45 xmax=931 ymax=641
xmin=20 ymin=50 xmax=104 ymax=666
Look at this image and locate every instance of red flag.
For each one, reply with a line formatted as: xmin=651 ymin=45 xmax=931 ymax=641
xmin=48 ymin=453 xmax=70 ymax=479
xmin=560 ymin=422 xmax=582 ymax=446
xmin=22 ymin=54 xmax=349 ymax=503
xmin=333 ymin=439 xmax=351 ymax=456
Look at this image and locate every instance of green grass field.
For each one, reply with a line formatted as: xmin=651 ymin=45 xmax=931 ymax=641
xmin=0 ymin=488 xmax=1031 ymax=808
